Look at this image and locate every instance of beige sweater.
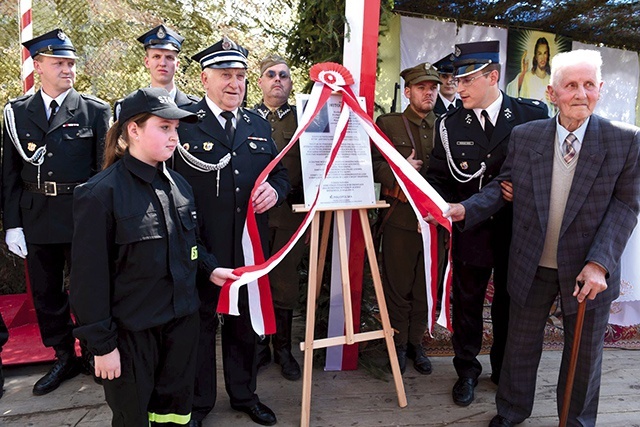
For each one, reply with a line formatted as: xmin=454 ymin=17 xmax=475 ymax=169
xmin=538 ymin=137 xmax=580 ymax=268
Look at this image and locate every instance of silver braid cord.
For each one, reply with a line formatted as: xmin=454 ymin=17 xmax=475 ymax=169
xmin=439 ymin=117 xmax=486 ymax=190
xmin=176 ymin=143 xmax=231 ymax=172
xmin=3 ymin=103 xmax=47 ymax=166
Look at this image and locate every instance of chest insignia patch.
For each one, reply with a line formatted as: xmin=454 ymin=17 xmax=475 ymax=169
xmin=460 ymin=161 xmax=468 ymax=170
xmin=465 ymin=114 xmax=473 ymax=125
xmin=249 ymin=142 xmax=258 ymax=149
xmin=27 ymin=142 xmax=37 ymax=152
xmin=504 ymin=108 xmax=513 ymax=119
xmin=203 ymin=142 xmax=214 ymax=151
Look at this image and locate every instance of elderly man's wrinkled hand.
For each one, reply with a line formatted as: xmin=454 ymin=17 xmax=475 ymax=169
xmin=444 ymin=203 xmax=466 ymax=222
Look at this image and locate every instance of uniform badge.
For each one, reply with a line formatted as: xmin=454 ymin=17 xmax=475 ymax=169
xmin=454 ymin=46 xmax=461 ymax=57
xmin=460 ymin=161 xmax=468 ymax=170
xmin=277 ymin=106 xmax=291 ymax=119
xmin=203 ymin=142 xmax=214 ymax=151
xmin=242 ymin=112 xmax=251 ymax=124
xmin=249 ymin=142 xmax=258 ymax=149
xmin=27 ymin=142 xmax=36 ymax=152
xmin=423 ymin=62 xmax=432 ymax=71
xmin=222 ymin=36 xmax=233 ymax=50
xmin=465 ymin=114 xmax=473 ymax=125
xmin=157 ymin=27 xmax=166 ymax=39
xmin=191 ymin=246 xmax=198 ymax=261
xmin=196 ymin=109 xmax=206 ymax=119
xmin=57 ymin=30 xmax=67 ymax=40
xmin=504 ymin=108 xmax=513 ymax=119
xmin=182 ymin=143 xmax=190 ymax=150
xmin=532 ymin=100 xmax=540 ymax=105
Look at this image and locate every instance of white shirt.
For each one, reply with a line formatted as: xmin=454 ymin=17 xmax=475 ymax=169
xmin=473 ymin=92 xmax=503 ymax=129
xmin=555 ymin=115 xmax=589 ymax=155
xmin=205 ymin=96 xmax=238 ymax=129
xmin=41 ymin=89 xmax=71 ymax=120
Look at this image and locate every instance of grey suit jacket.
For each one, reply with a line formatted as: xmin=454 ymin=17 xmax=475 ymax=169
xmin=461 ymin=114 xmax=640 ymax=315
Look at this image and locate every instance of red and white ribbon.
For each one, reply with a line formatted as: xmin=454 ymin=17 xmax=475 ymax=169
xmin=217 ymin=64 xmax=452 ymax=336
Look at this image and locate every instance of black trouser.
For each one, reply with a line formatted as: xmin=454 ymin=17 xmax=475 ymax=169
xmin=451 ymin=258 xmax=509 ymax=380
xmin=26 ymin=243 xmax=75 ymax=349
xmin=191 ymin=283 xmax=259 ymax=421
xmin=103 ymin=313 xmax=199 ymax=427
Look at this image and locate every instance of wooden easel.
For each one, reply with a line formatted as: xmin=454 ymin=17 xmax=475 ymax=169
xmin=293 ymin=202 xmax=407 ymax=427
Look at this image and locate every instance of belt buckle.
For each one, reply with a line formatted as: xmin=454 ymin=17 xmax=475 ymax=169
xmin=44 ymin=181 xmax=57 ymax=196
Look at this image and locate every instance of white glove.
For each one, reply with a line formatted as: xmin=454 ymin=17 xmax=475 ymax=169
xmin=5 ymin=227 xmax=28 ymax=258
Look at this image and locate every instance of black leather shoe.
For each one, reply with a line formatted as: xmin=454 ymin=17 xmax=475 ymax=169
xmin=187 ymin=420 xmax=202 ymax=427
xmin=407 ymin=343 xmax=432 ymax=375
xmin=231 ymin=402 xmax=277 ymax=426
xmin=32 ymin=356 xmax=81 ymax=396
xmin=452 ymin=376 xmax=478 ymax=406
xmin=489 ymin=414 xmax=516 ymax=427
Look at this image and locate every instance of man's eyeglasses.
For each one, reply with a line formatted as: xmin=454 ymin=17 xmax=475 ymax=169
xmin=452 ymin=71 xmax=492 ymax=87
xmin=264 ymin=70 xmax=290 ymax=80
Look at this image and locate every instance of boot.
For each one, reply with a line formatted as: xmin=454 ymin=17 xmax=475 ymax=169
xmin=256 ymin=335 xmax=272 ymax=370
xmin=393 ymin=344 xmax=407 ymax=375
xmin=272 ymin=308 xmax=301 ymax=381
xmin=33 ymin=344 xmax=81 ymax=396
xmin=407 ymin=342 xmax=432 ymax=375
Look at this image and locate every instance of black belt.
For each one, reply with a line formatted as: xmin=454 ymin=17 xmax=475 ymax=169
xmin=23 ymin=181 xmax=82 ymax=196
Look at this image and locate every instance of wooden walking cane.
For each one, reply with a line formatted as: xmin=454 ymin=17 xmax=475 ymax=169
xmin=559 ymin=281 xmax=587 ymax=427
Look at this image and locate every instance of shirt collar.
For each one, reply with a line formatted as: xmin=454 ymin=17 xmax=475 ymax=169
xmin=555 ymin=115 xmax=590 ymax=153
xmin=41 ymin=88 xmax=71 ymax=111
xmin=205 ymin=96 xmax=238 ymax=128
xmin=123 ymin=151 xmax=159 ymax=184
xmin=254 ymin=101 xmax=292 ymax=120
xmin=473 ymin=92 xmax=503 ymax=126
xmin=438 ymin=92 xmax=456 ymax=109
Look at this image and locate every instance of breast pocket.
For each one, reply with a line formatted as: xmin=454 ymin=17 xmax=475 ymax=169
xmin=391 ymin=136 xmax=413 ymax=158
xmin=62 ymin=127 xmax=94 ymax=157
xmin=450 ymin=143 xmax=480 ymax=160
xmin=248 ymin=139 xmax=273 ymax=168
xmin=17 ymin=128 xmax=45 ymax=153
xmin=115 ymin=211 xmax=163 ymax=245
xmin=176 ymin=205 xmax=198 ymax=259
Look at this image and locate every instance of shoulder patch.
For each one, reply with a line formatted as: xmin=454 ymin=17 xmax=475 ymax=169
xmin=516 ymin=97 xmax=546 ymax=110
xmin=7 ymin=93 xmax=33 ymax=105
xmin=80 ymin=94 xmax=109 ymax=105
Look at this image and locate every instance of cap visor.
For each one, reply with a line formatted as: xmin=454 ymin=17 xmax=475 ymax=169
xmin=454 ymin=63 xmax=490 ymax=78
xmin=37 ymin=52 xmax=78 ymax=60
xmin=153 ymin=107 xmax=198 ymax=123
xmin=147 ymin=43 xmax=180 ymax=52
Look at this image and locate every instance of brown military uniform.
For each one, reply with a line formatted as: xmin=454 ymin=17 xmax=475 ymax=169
xmin=373 ymin=106 xmax=444 ymax=347
xmin=254 ymin=101 xmax=305 ymax=309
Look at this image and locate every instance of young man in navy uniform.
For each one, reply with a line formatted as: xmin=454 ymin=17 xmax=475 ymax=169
xmin=114 ymin=24 xmax=198 ymax=120
xmin=253 ymin=54 xmax=304 ymax=382
xmin=432 ymin=53 xmax=462 ymax=117
xmin=174 ymin=37 xmax=289 ymax=427
xmin=1 ymin=28 xmax=110 ymax=395
xmin=426 ymin=40 xmax=548 ymax=407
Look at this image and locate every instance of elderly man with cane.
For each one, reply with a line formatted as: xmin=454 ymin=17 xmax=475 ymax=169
xmin=446 ymin=49 xmax=640 ymax=426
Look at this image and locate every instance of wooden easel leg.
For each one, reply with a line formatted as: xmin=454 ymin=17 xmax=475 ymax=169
xmin=358 ymin=209 xmax=408 ymax=407
xmin=335 ymin=210 xmax=355 ymax=343
xmin=316 ymin=211 xmax=333 ymax=301
xmin=300 ymin=212 xmax=321 ymax=427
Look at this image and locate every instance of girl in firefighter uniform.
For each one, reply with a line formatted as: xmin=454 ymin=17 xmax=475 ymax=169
xmin=70 ymin=87 xmax=224 ymax=426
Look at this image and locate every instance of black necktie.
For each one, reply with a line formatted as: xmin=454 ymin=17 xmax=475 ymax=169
xmin=447 ymin=103 xmax=455 ymax=112
xmin=481 ymin=110 xmax=494 ymax=141
xmin=221 ymin=111 xmax=235 ymax=143
xmin=48 ymin=100 xmax=58 ymax=126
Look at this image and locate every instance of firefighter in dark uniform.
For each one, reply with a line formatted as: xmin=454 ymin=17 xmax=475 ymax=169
xmin=173 ymin=37 xmax=289 ymax=427
xmin=253 ymin=54 xmax=304 ymax=381
xmin=71 ymin=87 xmax=229 ymax=426
xmin=373 ymin=63 xmax=442 ymax=376
xmin=426 ymin=41 xmax=548 ymax=407
xmin=1 ymin=29 xmax=110 ymax=396
xmin=432 ymin=53 xmax=462 ymax=117
xmin=113 ymin=24 xmax=199 ymax=120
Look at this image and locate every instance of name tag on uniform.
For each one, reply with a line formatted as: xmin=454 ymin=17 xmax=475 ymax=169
xmin=456 ymin=141 xmax=475 ymax=146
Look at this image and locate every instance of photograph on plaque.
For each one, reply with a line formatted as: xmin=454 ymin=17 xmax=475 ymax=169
xmin=296 ymin=92 xmax=376 ymax=209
